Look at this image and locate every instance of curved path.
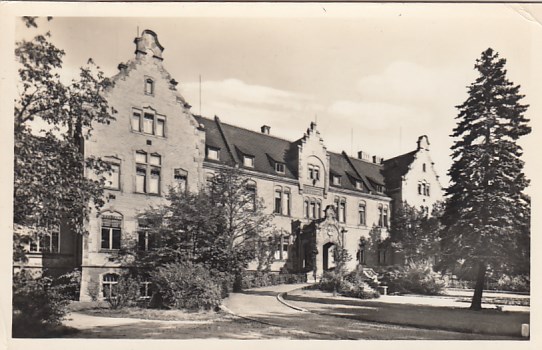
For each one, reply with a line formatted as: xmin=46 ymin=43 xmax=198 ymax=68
xmin=222 ymin=284 xmax=518 ymax=340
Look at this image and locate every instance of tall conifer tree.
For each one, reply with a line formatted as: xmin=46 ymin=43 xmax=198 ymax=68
xmin=441 ymin=48 xmax=531 ymax=310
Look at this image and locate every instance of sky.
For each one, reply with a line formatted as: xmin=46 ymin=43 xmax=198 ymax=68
xmin=11 ymin=3 xmax=542 ymax=191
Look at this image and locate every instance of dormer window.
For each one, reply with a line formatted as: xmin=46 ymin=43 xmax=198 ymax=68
xmin=145 ymin=78 xmax=154 ymax=95
xmin=275 ymin=162 xmax=285 ymax=174
xmin=243 ymin=155 xmax=255 ymax=168
xmin=207 ymin=147 xmax=220 ymax=160
xmin=355 ymin=181 xmax=363 ymax=190
xmin=332 ymin=175 xmax=341 ymax=186
xmin=375 ymin=184 xmax=384 ymax=193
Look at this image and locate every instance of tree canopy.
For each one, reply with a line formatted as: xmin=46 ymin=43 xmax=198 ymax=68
xmin=14 ymin=18 xmax=115 ymax=238
xmin=441 ymin=48 xmax=531 ymax=310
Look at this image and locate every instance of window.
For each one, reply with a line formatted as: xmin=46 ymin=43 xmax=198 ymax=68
xmin=284 ymin=190 xmax=291 ymax=216
xmin=304 ymin=197 xmax=321 ymax=219
xmin=145 ymin=78 xmax=154 ymax=95
xmin=378 ymin=204 xmax=388 ymax=228
xmin=334 ymin=197 xmax=346 ymax=223
xmin=308 ymin=164 xmax=320 ymax=182
xmin=274 ymin=235 xmax=290 ymax=260
xmin=104 ymin=163 xmax=120 ymax=190
xmin=274 ymin=188 xmax=282 ymax=214
xmin=137 ymin=218 xmax=153 ymax=251
xmin=131 ymin=108 xmax=165 ymax=137
xmin=426 ymin=184 xmax=431 ymax=197
xmin=246 ymin=181 xmax=257 ymax=211
xmin=131 ymin=111 xmax=141 ymax=132
xmin=29 ymin=230 xmax=60 ymax=253
xmin=375 ymin=184 xmax=384 ymax=193
xmin=135 ymin=151 xmax=161 ymax=195
xmin=243 ymin=155 xmax=254 ymax=168
xmin=355 ymin=181 xmax=363 ymax=190
xmin=207 ymin=147 xmax=220 ymax=160
xmin=418 ymin=183 xmax=422 ymax=195
xmin=174 ymin=168 xmax=188 ymax=192
xmin=101 ymin=215 xmax=121 ymax=250
xmin=275 ymin=162 xmax=285 ymax=174
xmin=423 ymin=163 xmax=426 ymax=172
xmin=102 ymin=273 xmax=119 ymax=299
xmin=358 ymin=202 xmax=366 ymax=226
xmin=140 ymin=278 xmax=153 ymax=299
xmin=332 ymin=175 xmax=341 ymax=186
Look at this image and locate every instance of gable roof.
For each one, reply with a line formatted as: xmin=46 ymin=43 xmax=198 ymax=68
xmin=382 ymin=150 xmax=417 ymax=189
xmin=194 ymin=115 xmax=394 ymax=197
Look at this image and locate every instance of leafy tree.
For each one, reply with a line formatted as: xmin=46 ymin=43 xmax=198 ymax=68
xmin=126 ymin=166 xmax=276 ymax=294
xmin=390 ymin=202 xmax=443 ymax=264
xmin=14 ymin=17 xmax=115 ymax=242
xmin=441 ymin=48 xmax=531 ymax=310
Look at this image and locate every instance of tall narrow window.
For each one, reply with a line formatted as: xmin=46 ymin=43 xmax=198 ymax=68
xmin=174 ymin=168 xmax=188 ymax=193
xmin=131 ymin=111 xmax=141 ymax=132
xmin=101 ymin=215 xmax=121 ymax=250
xmin=426 ymin=184 xmax=431 ymax=197
xmin=143 ymin=113 xmax=154 ymax=134
xmin=418 ymin=183 xmax=422 ymax=195
xmin=149 ymin=168 xmax=160 ymax=194
xmin=156 ymin=118 xmax=165 ymax=137
xmin=304 ymin=199 xmax=309 ymax=218
xmin=339 ymin=200 xmax=346 ymax=223
xmin=283 ymin=190 xmax=291 ymax=216
xmin=105 ymin=163 xmax=120 ymax=190
xmin=136 ymin=166 xmax=146 ymax=193
xmin=274 ymin=188 xmax=282 ymax=214
xmin=137 ymin=218 xmax=153 ymax=251
xmin=378 ymin=204 xmax=384 ymax=228
xmin=246 ymin=181 xmax=257 ymax=211
xmin=310 ymin=201 xmax=316 ymax=219
xmin=145 ymin=78 xmax=154 ymax=95
xmin=316 ymin=201 xmax=322 ymax=219
xmin=383 ymin=206 xmax=389 ymax=228
xmin=423 ymin=163 xmax=426 ymax=172
xmin=359 ymin=202 xmax=366 ymax=226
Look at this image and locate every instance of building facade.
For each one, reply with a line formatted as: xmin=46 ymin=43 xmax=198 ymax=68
xmin=14 ymin=30 xmax=443 ymax=301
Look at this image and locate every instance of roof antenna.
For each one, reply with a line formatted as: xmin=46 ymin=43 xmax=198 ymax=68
xmin=199 ymin=74 xmax=202 ymax=116
xmin=351 ymin=128 xmax=354 ymax=157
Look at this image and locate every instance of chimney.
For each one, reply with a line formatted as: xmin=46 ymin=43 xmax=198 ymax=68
xmin=261 ymin=125 xmax=270 ymax=134
xmin=372 ymin=155 xmax=377 ymax=163
xmin=357 ymin=151 xmax=364 ymax=160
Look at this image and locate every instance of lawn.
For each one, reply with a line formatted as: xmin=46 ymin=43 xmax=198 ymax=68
xmin=285 ymin=289 xmax=529 ymax=338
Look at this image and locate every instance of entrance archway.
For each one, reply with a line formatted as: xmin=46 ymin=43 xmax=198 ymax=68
xmin=322 ymin=242 xmax=336 ymax=271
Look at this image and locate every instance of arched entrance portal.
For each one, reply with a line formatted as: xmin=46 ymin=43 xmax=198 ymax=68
xmin=322 ymin=242 xmax=336 ymax=271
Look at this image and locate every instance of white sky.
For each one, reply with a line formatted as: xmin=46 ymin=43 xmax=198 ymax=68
xmin=11 ymin=3 xmax=542 ymax=190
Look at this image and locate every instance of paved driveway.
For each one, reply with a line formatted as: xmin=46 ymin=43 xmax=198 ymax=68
xmin=222 ymin=284 xmax=518 ymax=340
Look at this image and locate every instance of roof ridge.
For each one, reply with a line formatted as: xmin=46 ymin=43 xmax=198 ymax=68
xmin=383 ymin=149 xmax=417 ymax=164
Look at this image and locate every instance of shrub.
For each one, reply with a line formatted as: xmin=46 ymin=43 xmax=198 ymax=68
xmin=53 ymin=269 xmax=81 ymax=301
xmin=240 ymin=271 xmax=307 ymax=289
xmin=317 ymin=270 xmax=380 ymax=299
xmin=152 ymin=262 xmax=222 ymax=310
xmin=12 ymin=270 xmax=71 ymax=337
xmin=490 ymin=274 xmax=530 ymax=293
xmin=381 ymin=262 xmax=446 ymax=295
xmin=87 ymin=281 xmax=100 ymax=302
xmin=106 ymin=274 xmax=140 ymax=309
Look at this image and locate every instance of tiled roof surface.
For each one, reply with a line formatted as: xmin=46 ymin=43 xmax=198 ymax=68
xmin=382 ymin=150 xmax=417 ymax=189
xmin=194 ymin=115 xmax=409 ymax=195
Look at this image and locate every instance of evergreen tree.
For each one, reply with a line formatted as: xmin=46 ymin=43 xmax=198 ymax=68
xmin=441 ymin=48 xmax=531 ymax=310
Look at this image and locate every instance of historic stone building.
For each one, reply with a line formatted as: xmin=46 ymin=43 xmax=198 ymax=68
xmin=14 ymin=30 xmax=443 ymax=301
